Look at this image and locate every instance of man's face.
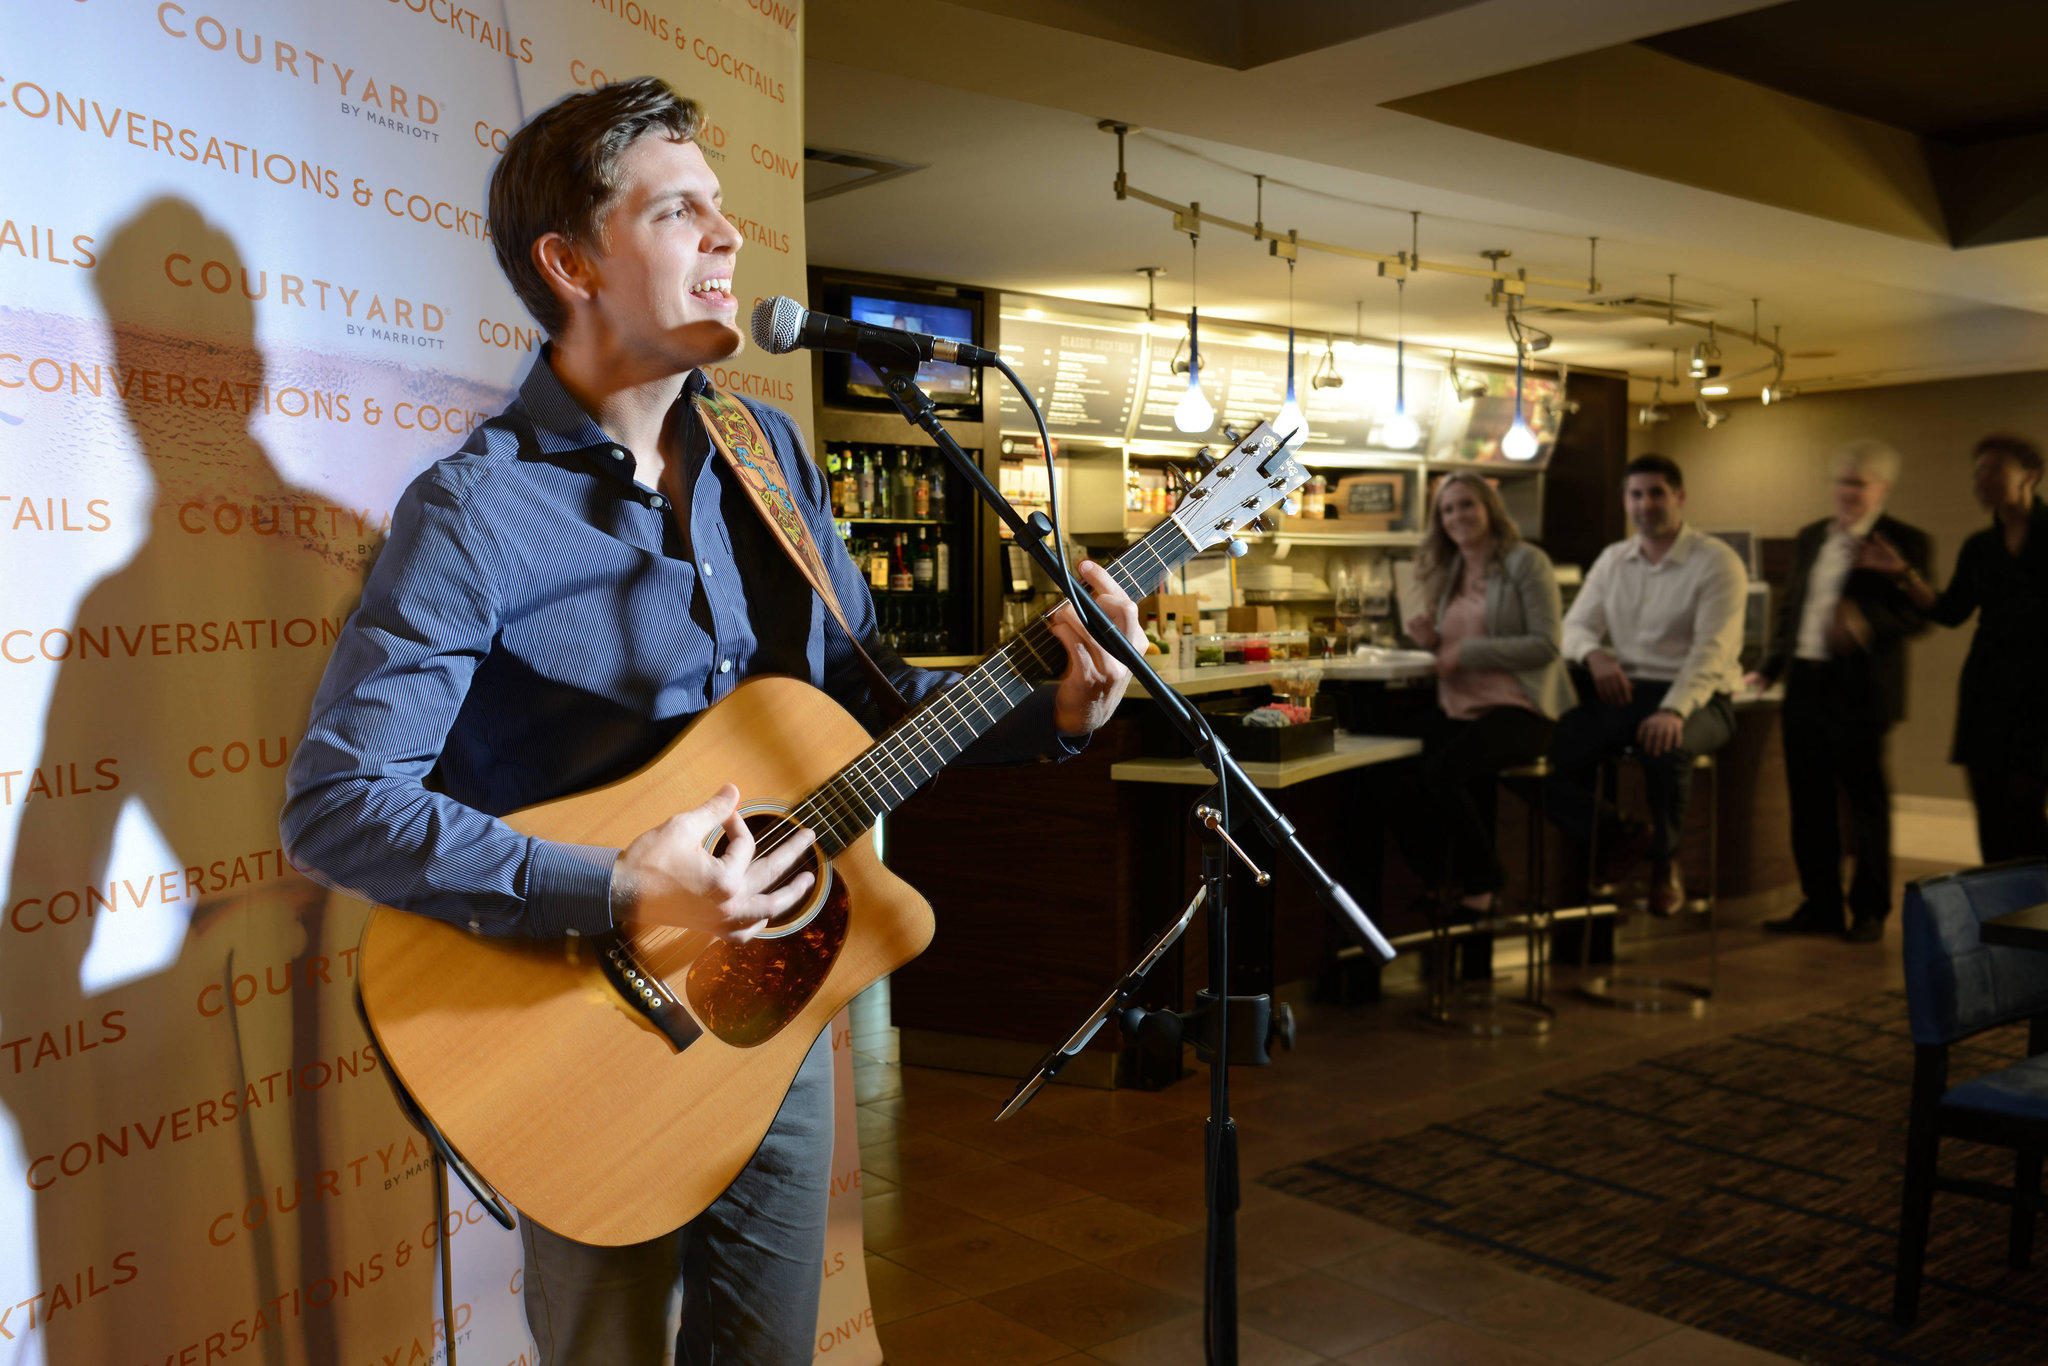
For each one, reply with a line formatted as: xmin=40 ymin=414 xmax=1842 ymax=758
xmin=1624 ymin=472 xmax=1684 ymax=540
xmin=1833 ymin=463 xmax=1887 ymax=528
xmin=1973 ymin=451 xmax=2035 ymax=511
xmin=575 ymin=133 xmax=743 ymax=371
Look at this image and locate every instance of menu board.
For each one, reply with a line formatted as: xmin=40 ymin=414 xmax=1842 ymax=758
xmin=1214 ymin=342 xmax=1291 ymax=435
xmin=996 ymin=317 xmax=1144 ymax=440
xmin=1129 ymin=337 xmax=1293 ymax=442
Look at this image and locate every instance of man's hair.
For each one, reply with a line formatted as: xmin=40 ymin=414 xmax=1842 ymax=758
xmin=487 ymin=77 xmax=703 ymax=336
xmin=1835 ymin=438 xmax=1901 ymax=485
xmin=1973 ymin=433 xmax=2045 ymax=477
xmin=1624 ymin=453 xmax=1684 ymax=491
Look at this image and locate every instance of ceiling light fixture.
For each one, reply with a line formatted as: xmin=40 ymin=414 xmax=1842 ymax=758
xmin=1689 ymin=326 xmax=1721 ymax=379
xmin=1699 ymin=383 xmax=1730 ymax=397
xmin=1381 ymin=231 xmax=1422 ymax=450
xmin=1275 ymin=248 xmax=1308 ymax=445
xmin=1637 ymin=377 xmax=1669 ymax=426
xmin=1501 ymin=302 xmax=1539 ymax=462
xmin=1447 ymin=350 xmax=1488 ymax=403
xmin=1311 ymin=336 xmax=1343 ymax=390
xmin=1172 ymin=223 xmax=1213 ymax=435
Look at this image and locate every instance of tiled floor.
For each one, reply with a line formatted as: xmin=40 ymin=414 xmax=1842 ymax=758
xmin=853 ymin=854 xmax=1957 ymax=1364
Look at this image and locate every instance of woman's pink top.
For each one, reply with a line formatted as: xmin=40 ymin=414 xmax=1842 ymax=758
xmin=1437 ymin=571 xmax=1537 ymax=721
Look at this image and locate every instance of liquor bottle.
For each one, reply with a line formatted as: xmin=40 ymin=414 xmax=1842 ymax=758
xmin=914 ymin=455 xmax=932 ymax=518
xmin=889 ymin=532 xmax=914 ymax=592
xmin=866 ymin=536 xmax=888 ymax=590
xmin=912 ymin=528 xmax=935 ymax=591
xmin=929 ymin=457 xmax=947 ymax=521
xmin=895 ymin=449 xmax=917 ymax=519
xmin=934 ymin=535 xmax=951 ymax=593
xmin=857 ymin=449 xmax=876 ymax=518
xmin=838 ymin=450 xmax=858 ymax=516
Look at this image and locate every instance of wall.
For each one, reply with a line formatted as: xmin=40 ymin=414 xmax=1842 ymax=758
xmin=1628 ymin=368 xmax=2048 ymax=800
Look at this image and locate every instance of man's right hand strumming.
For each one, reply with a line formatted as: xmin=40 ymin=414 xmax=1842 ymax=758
xmin=613 ymin=783 xmax=816 ymax=942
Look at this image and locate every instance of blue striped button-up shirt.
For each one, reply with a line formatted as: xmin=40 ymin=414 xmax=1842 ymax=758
xmin=281 ymin=351 xmax=1069 ymax=938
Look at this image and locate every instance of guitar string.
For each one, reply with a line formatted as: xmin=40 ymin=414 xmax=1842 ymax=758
xmin=773 ymin=527 xmax=1177 ymax=855
xmin=752 ymin=528 xmax=1177 ymax=859
xmin=626 ymin=520 xmax=1193 ymax=976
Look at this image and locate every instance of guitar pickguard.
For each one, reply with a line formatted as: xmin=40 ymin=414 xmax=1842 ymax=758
xmin=685 ymin=868 xmax=851 ymax=1047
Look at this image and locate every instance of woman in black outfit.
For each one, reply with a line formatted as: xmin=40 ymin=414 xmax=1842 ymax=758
xmin=1863 ymin=434 xmax=2048 ymax=861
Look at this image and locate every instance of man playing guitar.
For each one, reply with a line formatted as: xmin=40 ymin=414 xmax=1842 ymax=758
xmin=281 ymin=76 xmax=1141 ymax=1363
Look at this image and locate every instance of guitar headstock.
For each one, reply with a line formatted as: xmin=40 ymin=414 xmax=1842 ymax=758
xmin=1167 ymin=422 xmax=1310 ymax=555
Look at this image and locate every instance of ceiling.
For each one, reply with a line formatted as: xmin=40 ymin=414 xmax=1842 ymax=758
xmin=799 ymin=0 xmax=2048 ymax=404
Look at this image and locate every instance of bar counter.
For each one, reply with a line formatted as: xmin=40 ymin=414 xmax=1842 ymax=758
xmin=882 ymin=664 xmax=1790 ymax=1086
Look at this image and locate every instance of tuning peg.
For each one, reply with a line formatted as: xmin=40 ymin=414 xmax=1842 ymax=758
xmin=1222 ymin=425 xmax=1244 ymax=446
xmin=1226 ymin=537 xmax=1250 ymax=558
xmin=1194 ymin=445 xmax=1218 ymax=472
xmin=1281 ymin=496 xmax=1300 ymax=517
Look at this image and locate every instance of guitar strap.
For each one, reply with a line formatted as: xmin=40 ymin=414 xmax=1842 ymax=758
xmin=691 ymin=389 xmax=912 ymax=724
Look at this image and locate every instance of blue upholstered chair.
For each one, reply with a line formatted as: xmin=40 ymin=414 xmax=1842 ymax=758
xmin=1895 ymin=861 xmax=2048 ymax=1325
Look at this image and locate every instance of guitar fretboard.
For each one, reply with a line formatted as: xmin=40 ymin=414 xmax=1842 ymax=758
xmin=795 ymin=518 xmax=1196 ymax=855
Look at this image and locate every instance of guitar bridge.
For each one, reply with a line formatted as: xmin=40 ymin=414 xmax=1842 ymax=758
xmin=595 ymin=933 xmax=703 ymax=1054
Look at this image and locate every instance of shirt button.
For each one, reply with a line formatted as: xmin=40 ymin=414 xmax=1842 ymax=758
xmin=718 ymin=659 xmax=733 ymax=674
xmin=611 ymin=448 xmax=628 ymax=462
xmin=701 ymin=561 xmax=714 ymax=577
xmin=649 ymin=494 xmax=667 ymax=510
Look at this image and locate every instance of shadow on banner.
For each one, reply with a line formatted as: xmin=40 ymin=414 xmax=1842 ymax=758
xmin=0 ymin=197 xmax=447 ymax=1363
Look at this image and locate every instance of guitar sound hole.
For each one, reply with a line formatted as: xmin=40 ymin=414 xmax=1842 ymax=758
xmin=707 ymin=812 xmax=826 ymax=929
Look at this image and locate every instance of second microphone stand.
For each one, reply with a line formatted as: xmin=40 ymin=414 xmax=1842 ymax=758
xmin=856 ymin=335 xmax=1393 ymax=1365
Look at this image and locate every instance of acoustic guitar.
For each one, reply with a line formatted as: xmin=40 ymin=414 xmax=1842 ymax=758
xmin=355 ymin=422 xmax=1305 ymax=1244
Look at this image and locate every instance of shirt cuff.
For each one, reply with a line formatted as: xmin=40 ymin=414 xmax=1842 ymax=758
xmin=525 ymin=839 xmax=619 ymax=938
xmin=1030 ymin=684 xmax=1091 ymax=760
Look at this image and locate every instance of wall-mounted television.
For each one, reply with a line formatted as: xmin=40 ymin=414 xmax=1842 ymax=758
xmin=819 ymin=281 xmax=983 ymax=417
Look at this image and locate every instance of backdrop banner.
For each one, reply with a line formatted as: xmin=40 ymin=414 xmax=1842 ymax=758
xmin=0 ymin=0 xmax=874 ymax=1361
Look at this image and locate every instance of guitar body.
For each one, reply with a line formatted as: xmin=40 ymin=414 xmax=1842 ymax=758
xmin=355 ymin=675 xmax=933 ymax=1245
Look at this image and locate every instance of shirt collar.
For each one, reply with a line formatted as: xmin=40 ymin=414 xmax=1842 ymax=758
xmin=1836 ymin=508 xmax=1882 ymax=539
xmin=1622 ymin=522 xmax=1698 ymax=565
xmin=512 ymin=345 xmax=710 ymax=461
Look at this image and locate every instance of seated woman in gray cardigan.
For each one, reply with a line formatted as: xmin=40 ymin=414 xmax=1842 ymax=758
xmin=1401 ymin=473 xmax=1573 ymax=931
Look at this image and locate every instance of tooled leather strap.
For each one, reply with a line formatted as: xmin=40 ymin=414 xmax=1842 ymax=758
xmin=693 ymin=390 xmax=910 ymax=723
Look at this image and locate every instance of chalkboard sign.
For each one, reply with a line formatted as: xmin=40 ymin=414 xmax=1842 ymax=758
xmin=997 ymin=317 xmax=1144 ymax=440
xmin=1347 ymin=479 xmax=1397 ymax=514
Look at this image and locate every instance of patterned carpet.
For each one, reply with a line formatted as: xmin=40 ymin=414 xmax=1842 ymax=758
xmin=1263 ymin=993 xmax=2048 ymax=1365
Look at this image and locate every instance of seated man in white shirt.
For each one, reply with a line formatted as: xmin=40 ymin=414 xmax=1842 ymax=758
xmin=1547 ymin=454 xmax=1749 ymax=915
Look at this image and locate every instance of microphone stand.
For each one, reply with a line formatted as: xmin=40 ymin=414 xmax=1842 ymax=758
xmin=856 ymin=334 xmax=1393 ymax=1366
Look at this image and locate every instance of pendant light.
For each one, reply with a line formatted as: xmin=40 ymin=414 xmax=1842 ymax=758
xmin=1172 ymin=229 xmax=1214 ymax=434
xmin=1500 ymin=299 xmax=1538 ymax=462
xmin=1381 ymin=275 xmax=1421 ymax=451
xmin=1275 ymin=253 xmax=1308 ymax=444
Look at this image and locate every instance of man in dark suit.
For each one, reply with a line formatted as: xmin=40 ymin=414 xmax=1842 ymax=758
xmin=1750 ymin=440 xmax=1930 ymax=943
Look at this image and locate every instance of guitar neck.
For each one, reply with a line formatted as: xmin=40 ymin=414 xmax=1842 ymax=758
xmin=796 ymin=519 xmax=1199 ymax=856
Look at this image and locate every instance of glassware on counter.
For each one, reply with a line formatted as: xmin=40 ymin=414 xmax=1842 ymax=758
xmin=1271 ymin=663 xmax=1323 ymax=711
xmin=1193 ymin=632 xmax=1227 ymax=668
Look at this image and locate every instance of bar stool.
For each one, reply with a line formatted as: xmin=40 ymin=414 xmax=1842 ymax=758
xmin=1575 ymin=747 xmax=1718 ymax=1014
xmin=1414 ymin=759 xmax=1556 ymax=1037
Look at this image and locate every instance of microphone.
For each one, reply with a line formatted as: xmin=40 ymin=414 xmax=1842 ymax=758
xmin=750 ymin=295 xmax=999 ymax=368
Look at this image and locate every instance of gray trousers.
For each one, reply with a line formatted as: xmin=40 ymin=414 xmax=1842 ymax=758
xmin=519 ymin=1030 xmax=835 ymax=1365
